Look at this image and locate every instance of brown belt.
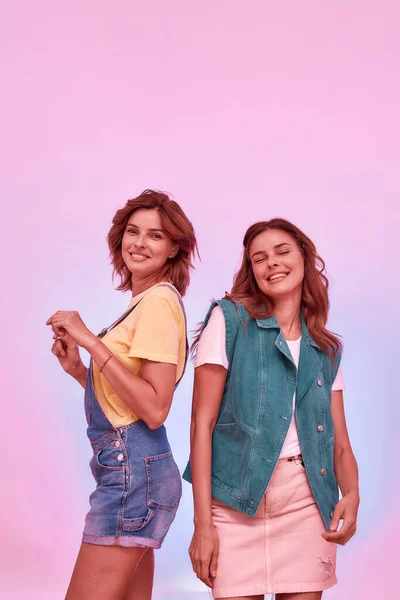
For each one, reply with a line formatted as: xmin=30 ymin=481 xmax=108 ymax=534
xmin=286 ymin=453 xmax=304 ymax=466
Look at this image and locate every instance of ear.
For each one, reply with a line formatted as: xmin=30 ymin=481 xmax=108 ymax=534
xmin=169 ymin=244 xmax=179 ymax=259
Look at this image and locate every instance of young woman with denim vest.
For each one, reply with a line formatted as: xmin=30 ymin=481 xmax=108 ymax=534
xmin=46 ymin=190 xmax=197 ymax=600
xmin=185 ymin=219 xmax=359 ymax=600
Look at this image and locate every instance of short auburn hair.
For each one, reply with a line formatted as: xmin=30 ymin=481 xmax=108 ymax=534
xmin=107 ymin=189 xmax=198 ymax=296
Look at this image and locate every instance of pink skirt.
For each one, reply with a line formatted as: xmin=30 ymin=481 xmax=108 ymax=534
xmin=211 ymin=457 xmax=337 ymax=598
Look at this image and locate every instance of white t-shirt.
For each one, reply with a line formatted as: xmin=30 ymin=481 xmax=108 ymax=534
xmin=195 ymin=306 xmax=345 ymax=459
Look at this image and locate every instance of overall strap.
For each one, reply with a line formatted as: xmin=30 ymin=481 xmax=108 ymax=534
xmin=97 ymin=283 xmax=189 ymax=388
xmin=97 ymin=298 xmax=144 ymax=339
xmin=156 ymin=283 xmax=189 ymax=388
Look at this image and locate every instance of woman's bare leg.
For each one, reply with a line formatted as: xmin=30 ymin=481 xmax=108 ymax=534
xmin=277 ymin=592 xmax=323 ymax=600
xmin=215 ymin=592 xmax=322 ymax=600
xmin=214 ymin=596 xmax=263 ymax=600
xmin=124 ymin=548 xmax=155 ymax=600
xmin=65 ymin=542 xmax=147 ymax=600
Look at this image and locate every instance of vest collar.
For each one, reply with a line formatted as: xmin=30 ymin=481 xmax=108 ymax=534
xmin=256 ymin=312 xmax=320 ymax=351
xmin=300 ymin=313 xmax=320 ymax=350
xmin=255 ymin=313 xmax=322 ymax=404
xmin=255 ymin=314 xmax=280 ymax=329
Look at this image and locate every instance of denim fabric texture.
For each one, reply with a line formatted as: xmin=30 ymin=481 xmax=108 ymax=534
xmin=183 ymin=299 xmax=341 ymax=530
xmin=83 ymin=285 xmax=187 ymax=548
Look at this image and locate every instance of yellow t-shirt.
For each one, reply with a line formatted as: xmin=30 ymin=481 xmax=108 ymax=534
xmin=92 ymin=283 xmax=187 ymax=427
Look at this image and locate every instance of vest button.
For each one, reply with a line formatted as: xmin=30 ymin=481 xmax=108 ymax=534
xmin=317 ymin=425 xmax=324 ymax=432
xmin=117 ymin=453 xmax=124 ymax=461
xmin=320 ymin=468 xmax=326 ymax=475
xmin=317 ymin=379 xmax=323 ymax=386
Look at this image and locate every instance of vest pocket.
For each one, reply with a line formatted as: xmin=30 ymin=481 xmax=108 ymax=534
xmin=145 ymin=451 xmax=182 ymax=511
xmin=212 ymin=422 xmax=252 ymax=491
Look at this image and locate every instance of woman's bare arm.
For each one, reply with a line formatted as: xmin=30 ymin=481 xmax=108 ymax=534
xmin=191 ymin=363 xmax=227 ymax=523
xmin=51 ymin=335 xmax=87 ymax=388
xmin=322 ymin=390 xmax=359 ymax=544
xmin=87 ymin=336 xmax=177 ymax=430
xmin=48 ymin=310 xmax=178 ymax=430
xmin=189 ymin=363 xmax=227 ymax=586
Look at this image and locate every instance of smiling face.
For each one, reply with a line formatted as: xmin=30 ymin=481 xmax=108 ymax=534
xmin=249 ymin=228 xmax=305 ymax=301
xmin=121 ymin=209 xmax=177 ymax=286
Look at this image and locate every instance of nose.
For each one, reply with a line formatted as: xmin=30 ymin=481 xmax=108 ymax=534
xmin=134 ymin=234 xmax=147 ymax=248
xmin=267 ymin=255 xmax=279 ymax=269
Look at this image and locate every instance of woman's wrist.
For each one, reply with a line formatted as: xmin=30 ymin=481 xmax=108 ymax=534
xmin=71 ymin=363 xmax=87 ymax=386
xmin=83 ymin=331 xmax=101 ymax=353
xmin=194 ymin=515 xmax=214 ymax=528
xmin=343 ymin=490 xmax=360 ymax=503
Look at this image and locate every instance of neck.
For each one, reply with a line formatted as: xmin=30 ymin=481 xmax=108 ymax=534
xmin=273 ymin=290 xmax=302 ymax=340
xmin=131 ymin=274 xmax=168 ymax=297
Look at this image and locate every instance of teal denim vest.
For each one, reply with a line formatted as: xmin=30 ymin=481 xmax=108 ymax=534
xmin=183 ymin=299 xmax=342 ymax=530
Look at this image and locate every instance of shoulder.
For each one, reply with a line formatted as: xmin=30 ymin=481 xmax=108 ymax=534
xmin=145 ymin=283 xmax=181 ymax=301
xmin=332 ymin=347 xmax=343 ymax=380
xmin=320 ymin=346 xmax=343 ymax=385
xmin=202 ymin=299 xmax=244 ymax=355
xmin=138 ymin=284 xmax=184 ymax=323
xmin=205 ymin=299 xmax=243 ymax=321
xmin=214 ymin=299 xmax=247 ymax=329
xmin=202 ymin=304 xmax=225 ymax=332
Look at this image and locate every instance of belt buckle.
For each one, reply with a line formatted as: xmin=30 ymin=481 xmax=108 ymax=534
xmin=288 ymin=454 xmax=303 ymax=466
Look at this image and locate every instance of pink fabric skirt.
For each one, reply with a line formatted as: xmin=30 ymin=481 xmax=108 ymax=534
xmin=211 ymin=457 xmax=337 ymax=598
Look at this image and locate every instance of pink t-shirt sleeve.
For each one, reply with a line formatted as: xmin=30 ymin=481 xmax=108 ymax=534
xmin=332 ymin=365 xmax=345 ymax=391
xmin=194 ymin=306 xmax=228 ymax=369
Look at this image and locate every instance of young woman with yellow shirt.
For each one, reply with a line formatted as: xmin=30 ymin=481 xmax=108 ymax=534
xmin=46 ymin=190 xmax=198 ymax=600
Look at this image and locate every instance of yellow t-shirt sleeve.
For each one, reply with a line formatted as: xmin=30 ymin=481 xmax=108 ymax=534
xmin=128 ymin=293 xmax=181 ymax=364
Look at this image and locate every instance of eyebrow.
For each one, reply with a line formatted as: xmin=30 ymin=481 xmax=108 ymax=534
xmin=251 ymin=242 xmax=291 ymax=259
xmin=126 ymin=223 xmax=164 ymax=233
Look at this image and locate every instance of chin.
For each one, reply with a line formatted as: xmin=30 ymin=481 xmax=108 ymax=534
xmin=263 ymin=285 xmax=292 ymax=298
xmin=129 ymin=264 xmax=152 ymax=276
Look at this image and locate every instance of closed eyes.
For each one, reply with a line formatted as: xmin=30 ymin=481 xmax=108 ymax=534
xmin=254 ymin=250 xmax=289 ymax=264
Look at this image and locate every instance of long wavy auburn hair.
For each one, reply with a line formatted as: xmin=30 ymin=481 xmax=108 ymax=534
xmin=193 ymin=218 xmax=341 ymax=359
xmin=107 ymin=190 xmax=198 ymax=297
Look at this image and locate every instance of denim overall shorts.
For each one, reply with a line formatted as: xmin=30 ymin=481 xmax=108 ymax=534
xmin=82 ymin=285 xmax=187 ymax=548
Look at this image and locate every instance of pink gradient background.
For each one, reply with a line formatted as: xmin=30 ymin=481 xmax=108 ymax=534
xmin=1 ymin=1 xmax=399 ymax=598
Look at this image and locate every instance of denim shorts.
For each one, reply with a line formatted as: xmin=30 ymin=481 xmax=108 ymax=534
xmin=82 ymin=365 xmax=182 ymax=548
